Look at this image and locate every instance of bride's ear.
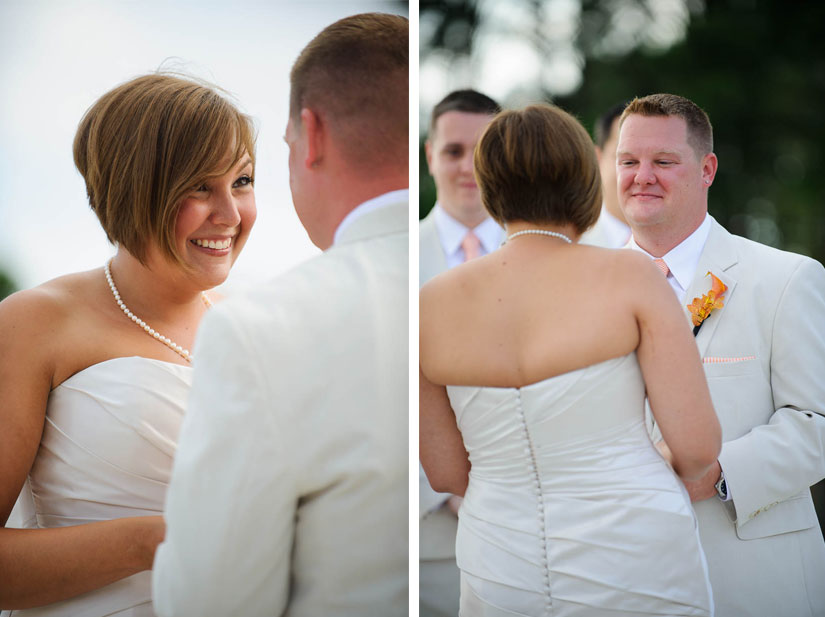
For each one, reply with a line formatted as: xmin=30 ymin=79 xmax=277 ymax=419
xmin=300 ymin=108 xmax=325 ymax=169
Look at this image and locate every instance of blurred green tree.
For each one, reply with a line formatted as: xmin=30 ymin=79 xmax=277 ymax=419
xmin=0 ymin=268 xmax=17 ymax=301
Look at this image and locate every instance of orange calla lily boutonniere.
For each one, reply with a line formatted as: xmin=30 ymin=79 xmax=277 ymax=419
xmin=687 ymin=272 xmax=728 ymax=336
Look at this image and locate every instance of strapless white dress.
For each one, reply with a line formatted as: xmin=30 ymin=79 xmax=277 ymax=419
xmin=448 ymin=353 xmax=713 ymax=616
xmin=5 ymin=357 xmax=191 ymax=617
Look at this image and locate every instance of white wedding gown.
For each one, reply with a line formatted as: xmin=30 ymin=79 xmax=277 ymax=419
xmin=448 ymin=353 xmax=713 ymax=616
xmin=5 ymin=357 xmax=191 ymax=617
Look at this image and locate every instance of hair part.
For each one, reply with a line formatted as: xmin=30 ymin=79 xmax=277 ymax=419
xmin=429 ymin=89 xmax=501 ymax=136
xmin=289 ymin=13 xmax=408 ymax=174
xmin=474 ymin=103 xmax=602 ymax=233
xmin=620 ymin=93 xmax=713 ymax=157
xmin=73 ymin=73 xmax=256 ymax=266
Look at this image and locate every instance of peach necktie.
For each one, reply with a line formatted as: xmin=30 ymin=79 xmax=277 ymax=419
xmin=653 ymin=258 xmax=670 ymax=277
xmin=461 ymin=230 xmax=482 ymax=262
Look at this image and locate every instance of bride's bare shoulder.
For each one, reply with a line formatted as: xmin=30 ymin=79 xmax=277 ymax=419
xmin=577 ymin=246 xmax=661 ymax=285
xmin=574 ymin=244 xmax=647 ymax=266
xmin=421 ymin=264 xmax=460 ymax=304
xmin=0 ymin=270 xmax=102 ymax=335
xmin=420 ymin=261 xmax=488 ymax=317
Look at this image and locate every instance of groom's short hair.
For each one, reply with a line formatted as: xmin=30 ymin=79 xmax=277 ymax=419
xmin=289 ymin=13 xmax=408 ymax=174
xmin=473 ymin=103 xmax=601 ymax=234
xmin=620 ymin=93 xmax=713 ymax=157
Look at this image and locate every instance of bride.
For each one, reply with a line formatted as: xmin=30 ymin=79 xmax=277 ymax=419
xmin=0 ymin=73 xmax=256 ymax=616
xmin=420 ymin=103 xmax=722 ymax=616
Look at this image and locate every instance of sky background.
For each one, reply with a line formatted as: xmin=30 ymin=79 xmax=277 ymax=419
xmin=0 ymin=0 xmax=408 ymax=292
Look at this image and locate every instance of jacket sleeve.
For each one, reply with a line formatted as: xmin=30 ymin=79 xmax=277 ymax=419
xmin=718 ymin=257 xmax=825 ymax=527
xmin=153 ymin=304 xmax=294 ymax=617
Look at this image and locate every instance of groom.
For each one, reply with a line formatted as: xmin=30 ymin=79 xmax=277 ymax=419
xmin=617 ymin=93 xmax=825 ymax=616
xmin=152 ymin=13 xmax=409 ymax=617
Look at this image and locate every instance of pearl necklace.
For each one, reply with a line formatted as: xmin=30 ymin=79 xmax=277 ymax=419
xmin=104 ymin=259 xmax=211 ymax=363
xmin=506 ymin=229 xmax=573 ymax=244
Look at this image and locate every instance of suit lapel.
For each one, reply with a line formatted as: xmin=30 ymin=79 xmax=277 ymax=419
xmin=684 ymin=219 xmax=739 ymax=357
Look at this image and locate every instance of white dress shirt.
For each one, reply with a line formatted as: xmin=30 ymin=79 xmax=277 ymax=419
xmin=432 ymin=203 xmax=503 ymax=268
xmin=628 ymin=214 xmax=712 ymax=303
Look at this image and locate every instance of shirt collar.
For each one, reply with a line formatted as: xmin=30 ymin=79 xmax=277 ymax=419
xmin=333 ymin=189 xmax=409 ymax=247
xmin=433 ymin=203 xmax=504 ymax=257
xmin=628 ymin=214 xmax=712 ymax=294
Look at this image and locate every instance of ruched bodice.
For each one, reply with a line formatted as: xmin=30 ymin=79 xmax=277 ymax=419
xmin=447 ymin=353 xmax=713 ymax=617
xmin=8 ymin=357 xmax=191 ymax=617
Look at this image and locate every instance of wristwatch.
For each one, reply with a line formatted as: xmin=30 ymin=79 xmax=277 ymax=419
xmin=714 ymin=471 xmax=728 ymax=500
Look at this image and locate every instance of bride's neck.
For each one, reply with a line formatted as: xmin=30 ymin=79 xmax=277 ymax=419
xmin=503 ymin=220 xmax=579 ymax=242
xmin=107 ymin=250 xmax=208 ymax=322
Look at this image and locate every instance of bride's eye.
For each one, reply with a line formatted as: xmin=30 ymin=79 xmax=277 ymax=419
xmin=234 ymin=175 xmax=254 ymax=188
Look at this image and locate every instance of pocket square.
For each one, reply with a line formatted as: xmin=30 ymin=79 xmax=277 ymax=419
xmin=703 ymin=355 xmax=756 ymax=364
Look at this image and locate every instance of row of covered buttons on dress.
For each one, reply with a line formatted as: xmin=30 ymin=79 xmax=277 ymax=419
xmin=515 ymin=391 xmax=553 ymax=613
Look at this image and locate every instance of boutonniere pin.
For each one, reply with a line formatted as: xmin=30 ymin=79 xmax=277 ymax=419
xmin=687 ymin=272 xmax=727 ymax=336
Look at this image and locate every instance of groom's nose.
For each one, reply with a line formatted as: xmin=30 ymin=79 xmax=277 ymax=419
xmin=634 ymin=162 xmax=656 ymax=185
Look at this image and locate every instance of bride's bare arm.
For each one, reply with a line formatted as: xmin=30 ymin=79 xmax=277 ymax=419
xmin=0 ymin=518 xmax=165 ymax=608
xmin=0 ymin=288 xmax=164 ymax=609
xmin=631 ymin=256 xmax=722 ymax=481
xmin=419 ymin=366 xmax=470 ymax=496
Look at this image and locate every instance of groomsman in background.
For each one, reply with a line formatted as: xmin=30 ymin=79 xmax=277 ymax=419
xmin=154 ymin=13 xmax=409 ymax=616
xmin=617 ymin=92 xmax=825 ymax=617
xmin=420 ymin=90 xmax=502 ymax=284
xmin=579 ymin=100 xmax=631 ymax=248
xmin=419 ymin=89 xmax=500 ymax=617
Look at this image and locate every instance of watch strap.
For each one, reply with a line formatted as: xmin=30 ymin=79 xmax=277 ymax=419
xmin=715 ymin=471 xmax=728 ymax=500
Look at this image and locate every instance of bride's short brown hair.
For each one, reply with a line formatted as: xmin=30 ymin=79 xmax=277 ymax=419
xmin=73 ymin=73 xmax=256 ymax=266
xmin=473 ymin=103 xmax=601 ymax=233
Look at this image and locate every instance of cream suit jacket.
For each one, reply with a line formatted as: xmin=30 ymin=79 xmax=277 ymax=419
xmin=419 ymin=208 xmax=448 ymax=287
xmin=671 ymin=219 xmax=825 ymax=617
xmin=153 ymin=199 xmax=408 ymax=617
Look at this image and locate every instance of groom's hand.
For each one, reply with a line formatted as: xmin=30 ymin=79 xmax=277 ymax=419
xmin=682 ymin=460 xmax=722 ymax=502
